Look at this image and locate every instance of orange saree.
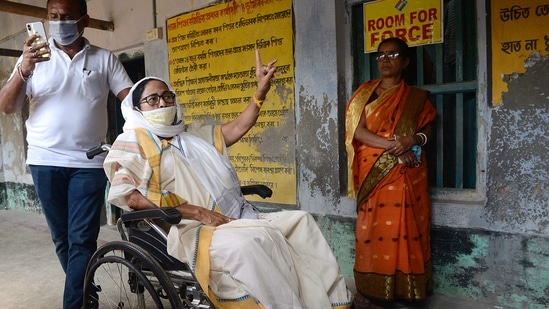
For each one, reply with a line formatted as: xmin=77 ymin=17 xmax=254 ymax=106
xmin=345 ymin=80 xmax=437 ymax=302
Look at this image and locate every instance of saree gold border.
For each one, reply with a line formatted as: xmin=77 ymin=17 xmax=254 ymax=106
xmin=355 ymin=86 xmax=428 ymax=209
xmin=354 ymin=260 xmax=433 ymax=302
xmin=135 ymin=128 xmax=167 ymax=205
xmin=345 ymin=80 xmax=380 ymax=197
xmin=134 ymin=128 xmax=189 ymax=207
xmin=356 ymin=152 xmax=398 ymax=209
xmin=213 ymin=124 xmax=224 ymax=154
xmin=195 ymin=226 xmax=265 ymax=309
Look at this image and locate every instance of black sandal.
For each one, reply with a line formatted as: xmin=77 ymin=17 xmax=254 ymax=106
xmin=392 ymin=300 xmax=418 ymax=308
xmin=353 ymin=293 xmax=371 ymax=309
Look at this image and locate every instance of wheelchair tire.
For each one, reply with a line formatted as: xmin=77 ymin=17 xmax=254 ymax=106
xmin=83 ymin=240 xmax=183 ymax=309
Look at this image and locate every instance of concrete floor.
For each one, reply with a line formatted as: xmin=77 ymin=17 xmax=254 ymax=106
xmin=0 ymin=209 xmax=500 ymax=309
xmin=0 ymin=209 xmax=120 ymax=309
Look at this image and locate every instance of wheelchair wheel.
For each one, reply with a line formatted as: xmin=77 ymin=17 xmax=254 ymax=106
xmin=83 ymin=240 xmax=183 ymax=309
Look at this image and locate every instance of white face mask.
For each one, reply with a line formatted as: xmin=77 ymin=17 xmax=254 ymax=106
xmin=48 ymin=17 xmax=84 ymax=46
xmin=141 ymin=106 xmax=177 ymax=127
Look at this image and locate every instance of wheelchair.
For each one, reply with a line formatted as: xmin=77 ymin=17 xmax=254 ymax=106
xmin=83 ymin=143 xmax=273 ymax=309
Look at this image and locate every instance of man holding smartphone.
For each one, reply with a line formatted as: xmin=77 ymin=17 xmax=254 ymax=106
xmin=0 ymin=0 xmax=133 ymax=308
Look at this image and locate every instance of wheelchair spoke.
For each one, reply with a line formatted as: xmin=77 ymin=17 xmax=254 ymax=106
xmin=83 ymin=241 xmax=183 ymax=308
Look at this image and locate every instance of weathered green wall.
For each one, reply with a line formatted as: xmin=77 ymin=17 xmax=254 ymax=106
xmin=315 ymin=215 xmax=356 ymax=278
xmin=1 ymin=182 xmax=40 ymax=213
xmin=315 ymin=218 xmax=549 ymax=309
xmin=432 ymin=227 xmax=549 ymax=309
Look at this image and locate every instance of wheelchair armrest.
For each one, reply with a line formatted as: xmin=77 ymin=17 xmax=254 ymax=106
xmin=120 ymin=207 xmax=182 ymax=225
xmin=241 ymin=185 xmax=272 ymax=199
xmin=118 ymin=186 xmax=269 ymax=226
xmin=86 ymin=143 xmax=111 ymax=159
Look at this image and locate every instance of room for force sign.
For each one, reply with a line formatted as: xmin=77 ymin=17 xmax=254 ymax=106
xmin=363 ymin=0 xmax=443 ymax=53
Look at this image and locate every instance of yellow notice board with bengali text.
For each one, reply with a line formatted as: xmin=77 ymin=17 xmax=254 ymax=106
xmin=166 ymin=0 xmax=296 ymax=205
xmin=490 ymin=0 xmax=549 ymax=105
xmin=363 ymin=0 xmax=443 ymax=53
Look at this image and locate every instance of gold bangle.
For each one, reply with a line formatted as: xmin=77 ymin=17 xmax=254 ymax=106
xmin=252 ymin=95 xmax=264 ymax=108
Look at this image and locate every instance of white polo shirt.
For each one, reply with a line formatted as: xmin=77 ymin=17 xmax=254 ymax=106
xmin=12 ymin=38 xmax=133 ymax=168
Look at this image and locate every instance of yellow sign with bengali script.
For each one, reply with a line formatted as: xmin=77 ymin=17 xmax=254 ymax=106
xmin=363 ymin=0 xmax=443 ymax=53
xmin=490 ymin=0 xmax=549 ymax=105
xmin=166 ymin=0 xmax=296 ymax=205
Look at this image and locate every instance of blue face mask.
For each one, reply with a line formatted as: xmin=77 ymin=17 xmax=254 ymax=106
xmin=48 ymin=17 xmax=84 ymax=46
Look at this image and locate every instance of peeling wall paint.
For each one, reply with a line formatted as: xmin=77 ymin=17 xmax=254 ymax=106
xmin=297 ymin=89 xmax=340 ymax=200
xmin=487 ymin=53 xmax=549 ymax=234
xmin=0 ymin=67 xmax=33 ymax=185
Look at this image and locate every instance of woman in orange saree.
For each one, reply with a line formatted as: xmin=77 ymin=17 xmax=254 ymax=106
xmin=345 ymin=38 xmax=437 ymax=307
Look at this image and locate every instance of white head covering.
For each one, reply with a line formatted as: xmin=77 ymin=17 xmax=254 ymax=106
xmin=119 ymin=77 xmax=259 ymax=219
xmin=121 ymin=76 xmax=186 ymax=137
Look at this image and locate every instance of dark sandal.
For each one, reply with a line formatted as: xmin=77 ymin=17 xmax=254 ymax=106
xmin=392 ymin=300 xmax=416 ymax=308
xmin=353 ymin=293 xmax=371 ymax=309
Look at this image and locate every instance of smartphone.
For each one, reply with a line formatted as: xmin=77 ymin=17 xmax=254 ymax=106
xmin=26 ymin=22 xmax=50 ymax=58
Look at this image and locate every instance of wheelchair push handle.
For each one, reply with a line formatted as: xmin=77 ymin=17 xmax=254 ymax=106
xmin=86 ymin=142 xmax=112 ymax=159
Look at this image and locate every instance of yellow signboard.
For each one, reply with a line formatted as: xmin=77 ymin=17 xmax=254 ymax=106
xmin=166 ymin=0 xmax=296 ymax=205
xmin=363 ymin=0 xmax=443 ymax=53
xmin=490 ymin=0 xmax=549 ymax=105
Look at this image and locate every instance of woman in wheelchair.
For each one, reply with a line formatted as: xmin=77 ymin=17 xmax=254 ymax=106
xmin=103 ymin=50 xmax=352 ymax=309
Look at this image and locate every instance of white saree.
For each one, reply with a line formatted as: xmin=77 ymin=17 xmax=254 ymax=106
xmin=103 ymin=77 xmax=352 ymax=309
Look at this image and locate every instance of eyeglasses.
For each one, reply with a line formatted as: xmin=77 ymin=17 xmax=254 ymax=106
xmin=140 ymin=91 xmax=176 ymax=106
xmin=375 ymin=52 xmax=400 ymax=61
